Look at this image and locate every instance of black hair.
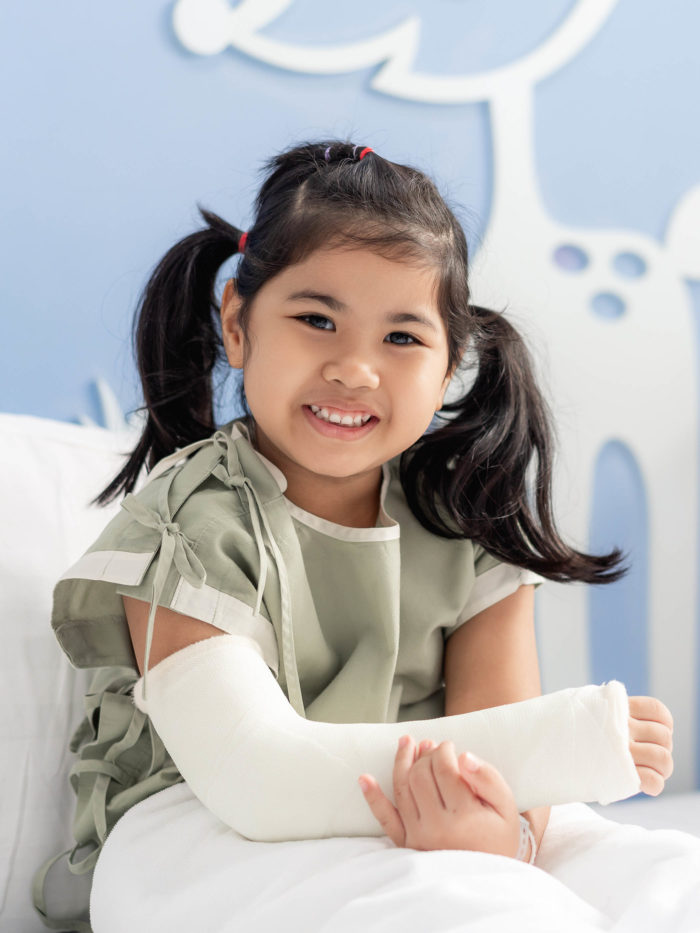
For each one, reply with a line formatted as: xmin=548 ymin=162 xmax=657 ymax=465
xmin=96 ymin=138 xmax=624 ymax=584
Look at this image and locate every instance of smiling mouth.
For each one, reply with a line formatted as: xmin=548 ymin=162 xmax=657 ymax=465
xmin=309 ymin=405 xmax=374 ymax=427
xmin=303 ymin=405 xmax=378 ymax=435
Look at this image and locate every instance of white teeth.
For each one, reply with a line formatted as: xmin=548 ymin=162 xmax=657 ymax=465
xmin=309 ymin=405 xmax=373 ymax=426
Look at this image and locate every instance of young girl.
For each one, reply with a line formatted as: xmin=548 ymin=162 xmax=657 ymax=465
xmin=39 ymin=139 xmax=673 ymax=930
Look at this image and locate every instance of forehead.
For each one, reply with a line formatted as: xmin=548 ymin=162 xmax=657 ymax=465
xmin=272 ymin=246 xmax=441 ymax=311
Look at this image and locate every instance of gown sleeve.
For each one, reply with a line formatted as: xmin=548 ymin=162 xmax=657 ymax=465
xmin=51 ymin=445 xmax=280 ymax=677
xmin=443 ymin=545 xmax=546 ymax=639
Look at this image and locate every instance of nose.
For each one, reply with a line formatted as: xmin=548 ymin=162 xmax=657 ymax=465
xmin=321 ymin=346 xmax=380 ymax=390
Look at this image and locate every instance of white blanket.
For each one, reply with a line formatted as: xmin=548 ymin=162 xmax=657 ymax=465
xmin=91 ymin=783 xmax=700 ymax=932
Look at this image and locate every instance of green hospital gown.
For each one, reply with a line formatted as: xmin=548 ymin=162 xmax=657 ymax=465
xmin=35 ymin=417 xmax=542 ymax=930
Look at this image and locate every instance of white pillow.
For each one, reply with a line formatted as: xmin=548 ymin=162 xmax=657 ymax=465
xmin=0 ymin=413 xmax=134 ymax=930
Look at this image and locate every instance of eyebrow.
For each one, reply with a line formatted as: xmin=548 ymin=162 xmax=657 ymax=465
xmin=286 ymin=290 xmax=438 ymax=332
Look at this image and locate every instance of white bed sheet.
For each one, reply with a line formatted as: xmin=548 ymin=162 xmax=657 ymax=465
xmin=90 ymin=783 xmax=700 ymax=933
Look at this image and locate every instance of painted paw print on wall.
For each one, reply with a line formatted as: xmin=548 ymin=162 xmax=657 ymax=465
xmin=553 ymin=244 xmax=646 ymax=319
xmin=553 ymin=186 xmax=700 ymax=319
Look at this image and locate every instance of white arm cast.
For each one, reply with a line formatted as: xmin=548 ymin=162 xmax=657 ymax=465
xmin=133 ymin=634 xmax=641 ymax=842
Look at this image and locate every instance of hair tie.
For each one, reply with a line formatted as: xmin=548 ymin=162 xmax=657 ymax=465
xmin=352 ymin=145 xmax=373 ymax=161
xmin=238 ymin=231 xmax=248 ymax=253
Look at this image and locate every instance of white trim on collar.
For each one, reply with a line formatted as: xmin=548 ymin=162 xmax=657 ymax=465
xmin=231 ymin=420 xmax=400 ymax=541
xmin=283 ymin=462 xmax=399 ymax=542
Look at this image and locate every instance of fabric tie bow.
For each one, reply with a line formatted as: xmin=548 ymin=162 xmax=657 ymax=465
xmin=121 ymin=493 xmax=206 ymax=698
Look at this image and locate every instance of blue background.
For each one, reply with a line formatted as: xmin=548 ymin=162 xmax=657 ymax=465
xmin=4 ymin=0 xmax=699 ymax=424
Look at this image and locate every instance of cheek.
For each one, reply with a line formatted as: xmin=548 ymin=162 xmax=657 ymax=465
xmin=243 ymin=335 xmax=309 ymax=400
xmin=409 ymin=360 xmax=451 ymax=399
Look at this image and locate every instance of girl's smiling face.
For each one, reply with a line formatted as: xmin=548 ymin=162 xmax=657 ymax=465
xmin=221 ymin=247 xmax=454 ymax=517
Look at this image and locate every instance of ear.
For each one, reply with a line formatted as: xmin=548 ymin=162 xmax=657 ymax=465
xmin=221 ymin=278 xmax=245 ymax=369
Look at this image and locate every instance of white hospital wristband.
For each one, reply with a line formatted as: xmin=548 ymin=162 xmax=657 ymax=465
xmin=516 ymin=815 xmax=537 ymax=864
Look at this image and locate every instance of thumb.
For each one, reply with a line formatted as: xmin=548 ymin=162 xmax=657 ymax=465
xmin=457 ymin=753 xmax=516 ymax=819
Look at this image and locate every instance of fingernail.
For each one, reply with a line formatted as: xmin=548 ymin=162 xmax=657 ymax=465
xmin=398 ymin=735 xmax=409 ymax=749
xmin=463 ymin=752 xmax=483 ymax=772
xmin=420 ymin=740 xmax=432 ymax=751
xmin=358 ymin=777 xmax=370 ymax=792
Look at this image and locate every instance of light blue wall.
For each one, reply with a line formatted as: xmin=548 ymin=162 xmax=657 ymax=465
xmin=4 ymin=1 xmax=699 ymax=423
xmin=3 ymin=1 xmax=700 ymax=774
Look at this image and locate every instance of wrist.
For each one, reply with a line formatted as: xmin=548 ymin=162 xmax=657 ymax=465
xmin=515 ymin=814 xmax=537 ymax=864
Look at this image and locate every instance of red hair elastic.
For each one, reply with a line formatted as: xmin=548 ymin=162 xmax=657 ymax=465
xmin=358 ymin=147 xmax=373 ymax=160
xmin=238 ymin=231 xmax=248 ymax=253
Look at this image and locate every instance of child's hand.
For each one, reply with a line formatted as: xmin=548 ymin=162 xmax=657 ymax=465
xmin=358 ymin=736 xmax=521 ymax=857
xmin=628 ymin=696 xmax=674 ymax=795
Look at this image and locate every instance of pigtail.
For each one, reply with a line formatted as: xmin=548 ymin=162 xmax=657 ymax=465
xmin=400 ymin=306 xmax=626 ymax=584
xmin=94 ymin=208 xmax=242 ymax=505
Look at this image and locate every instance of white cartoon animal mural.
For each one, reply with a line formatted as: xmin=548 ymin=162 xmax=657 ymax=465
xmin=173 ymin=0 xmax=700 ymax=791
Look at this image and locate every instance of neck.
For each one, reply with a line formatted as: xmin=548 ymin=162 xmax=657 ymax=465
xmin=291 ymin=476 xmax=382 ymax=528
xmin=246 ymin=418 xmax=383 ymax=529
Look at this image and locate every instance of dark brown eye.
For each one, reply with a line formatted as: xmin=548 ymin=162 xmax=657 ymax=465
xmin=386 ymin=332 xmax=420 ymax=345
xmin=298 ymin=314 xmax=334 ymax=330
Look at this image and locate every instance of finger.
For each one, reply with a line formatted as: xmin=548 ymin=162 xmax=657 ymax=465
xmin=430 ymin=741 xmax=481 ymax=813
xmin=358 ymin=774 xmax=405 ymax=846
xmin=636 ymin=765 xmax=666 ymax=797
xmin=393 ymin=736 xmax=420 ymax=823
xmin=631 ymin=740 xmax=674 ymax=780
xmin=628 ymin=718 xmax=673 ymax=752
xmin=457 ymin=752 xmax=517 ymax=820
xmin=417 ymin=739 xmax=436 ymax=759
xmin=408 ymin=753 xmax=447 ymax=812
xmin=629 ymin=696 xmax=674 ymax=731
